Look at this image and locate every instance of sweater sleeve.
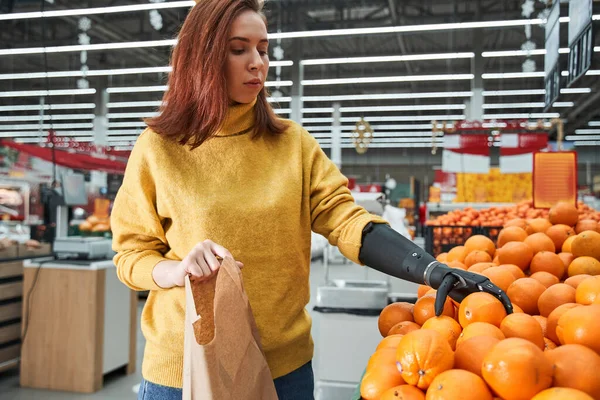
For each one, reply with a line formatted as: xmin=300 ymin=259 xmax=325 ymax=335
xmin=304 ymin=130 xmax=388 ymax=265
xmin=111 ymin=132 xmax=170 ymax=291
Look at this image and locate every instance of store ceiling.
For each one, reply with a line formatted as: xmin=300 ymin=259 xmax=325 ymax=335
xmin=0 ymin=0 xmax=599 ymax=149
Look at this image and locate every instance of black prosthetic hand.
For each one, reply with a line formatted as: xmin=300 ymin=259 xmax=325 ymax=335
xmin=359 ymin=223 xmax=513 ymax=316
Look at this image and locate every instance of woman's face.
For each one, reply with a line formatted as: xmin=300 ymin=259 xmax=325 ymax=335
xmin=225 ymin=10 xmax=270 ymax=104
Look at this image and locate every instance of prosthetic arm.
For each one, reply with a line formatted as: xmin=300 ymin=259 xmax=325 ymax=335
xmin=359 ymin=223 xmax=513 ymax=316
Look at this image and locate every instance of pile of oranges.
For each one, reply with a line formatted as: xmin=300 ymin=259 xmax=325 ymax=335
xmin=361 ymin=201 xmax=600 ymax=400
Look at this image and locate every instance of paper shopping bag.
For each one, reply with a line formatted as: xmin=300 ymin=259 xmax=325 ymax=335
xmin=182 ymin=257 xmax=278 ymax=400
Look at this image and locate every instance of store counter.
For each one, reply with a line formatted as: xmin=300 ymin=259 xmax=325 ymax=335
xmin=20 ymin=258 xmax=137 ymax=393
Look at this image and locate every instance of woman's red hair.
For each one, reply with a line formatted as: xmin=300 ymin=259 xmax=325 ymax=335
xmin=146 ymin=0 xmax=286 ymax=149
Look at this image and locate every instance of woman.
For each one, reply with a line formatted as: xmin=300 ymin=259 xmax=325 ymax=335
xmin=111 ymin=1 xmax=511 ymax=399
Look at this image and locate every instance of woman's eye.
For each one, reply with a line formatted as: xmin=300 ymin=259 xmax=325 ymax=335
xmin=231 ymin=49 xmax=244 ymax=55
xmin=259 ymin=51 xmax=268 ymax=56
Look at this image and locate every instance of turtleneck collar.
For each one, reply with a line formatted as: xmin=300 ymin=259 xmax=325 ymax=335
xmin=214 ymin=97 xmax=257 ymax=137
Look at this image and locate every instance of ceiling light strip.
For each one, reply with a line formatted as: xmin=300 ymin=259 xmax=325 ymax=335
xmin=482 ymin=102 xmax=573 ymax=109
xmin=301 ymin=52 xmax=474 ymax=65
xmin=0 ymin=123 xmax=94 ymax=130
xmin=302 ymin=115 xmax=465 ymax=123
xmin=575 ymin=129 xmax=600 ymax=134
xmin=0 ymin=103 xmax=96 ymax=112
xmin=0 ymin=114 xmax=96 ymax=122
xmin=482 ymin=113 xmax=560 ymax=119
xmin=302 ymin=74 xmax=474 ymax=86
xmin=0 ymin=89 xmax=96 ymax=98
xmin=0 ymin=1 xmax=196 ymax=21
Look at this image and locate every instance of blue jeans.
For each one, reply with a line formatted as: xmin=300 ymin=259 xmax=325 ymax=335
xmin=138 ymin=361 xmax=314 ymax=400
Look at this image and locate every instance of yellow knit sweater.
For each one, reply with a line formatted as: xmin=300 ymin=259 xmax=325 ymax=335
xmin=111 ymin=99 xmax=387 ymax=388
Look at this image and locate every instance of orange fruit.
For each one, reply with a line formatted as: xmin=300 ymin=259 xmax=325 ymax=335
xmin=549 ymin=201 xmax=580 ymax=226
xmin=575 ymin=276 xmax=600 ymax=305
xmin=482 ymin=338 xmax=553 ymax=400
xmin=531 ymin=388 xmax=594 ymax=400
xmin=568 ymin=256 xmax=600 ymax=277
xmin=376 ymin=334 xmax=405 ymax=351
xmin=506 ymin=278 xmax=546 ymax=315
xmin=436 ymin=252 xmax=449 ymax=262
xmin=467 ymin=262 xmax=495 ymax=274
xmin=571 ymin=230 xmax=600 ymax=260
xmin=380 ymin=385 xmax=425 ymax=400
xmin=525 ymin=218 xmax=553 ymax=235
xmin=421 ymin=316 xmax=462 ymax=350
xmin=456 ymin=322 xmax=505 ymax=347
xmin=447 ymin=246 xmax=468 ymax=263
xmin=544 ymin=344 xmax=600 ymax=399
xmin=511 ymin=303 xmax=524 ymax=313
xmin=458 ymin=292 xmax=507 ymax=328
xmin=500 ymin=313 xmax=545 ymax=350
xmin=361 ymin=363 xmax=406 ymax=400
xmin=562 ymin=235 xmax=577 ymax=252
xmin=545 ymin=224 xmax=576 ymax=252
xmin=557 ymin=252 xmax=575 ymax=269
xmin=367 ymin=347 xmax=398 ymax=371
xmin=530 ymin=271 xmax=560 ymax=288
xmin=446 ymin=260 xmax=467 ymax=270
xmin=426 ymin=369 xmax=493 ymax=400
xmin=497 ymin=226 xmax=528 ymax=248
xmin=505 ymin=218 xmax=527 ymax=229
xmin=497 ymin=264 xmax=526 ymax=279
xmin=497 ymin=242 xmax=534 ymax=270
xmin=529 ymin=251 xmax=565 ymax=280
xmin=464 ymin=250 xmax=492 ymax=268
xmin=524 ymin=232 xmax=556 ymax=255
xmin=546 ymin=303 xmax=581 ymax=345
xmin=481 ymin=267 xmax=516 ymax=292
xmin=379 ymin=302 xmax=415 ymax=337
xmin=556 ymin=304 xmax=600 ymax=353
xmin=388 ymin=321 xmax=421 ymax=336
xmin=413 ymin=294 xmax=454 ymax=326
xmin=537 ymin=284 xmax=576 ymax=317
xmin=532 ymin=315 xmax=547 ymax=337
xmin=565 ymin=274 xmax=593 ymax=289
xmin=418 ymin=285 xmax=431 ymax=298
xmin=464 ymin=235 xmax=496 ymax=258
xmin=454 ymin=336 xmax=501 ymax=378
xmin=543 ymin=337 xmax=557 ymax=351
xmin=396 ymin=330 xmax=454 ymax=390
xmin=575 ymin=219 xmax=598 ymax=234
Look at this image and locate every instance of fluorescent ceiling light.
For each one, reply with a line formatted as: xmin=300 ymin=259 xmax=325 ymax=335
xmin=270 ymin=19 xmax=547 ymax=40
xmin=302 ymin=92 xmax=473 ymax=102
xmin=268 ymin=97 xmax=292 ymax=103
xmin=482 ymin=88 xmax=590 ymax=96
xmin=0 ymin=114 xmax=96 ymax=122
xmin=573 ymin=141 xmax=600 ymax=146
xmin=482 ymin=72 xmax=545 ymax=79
xmin=273 ymin=109 xmax=291 ymax=114
xmin=302 ymin=104 xmax=466 ymax=113
xmin=0 ymin=103 xmax=96 ymax=112
xmin=0 ymin=89 xmax=96 ymax=98
xmin=0 ymin=131 xmax=94 ymax=138
xmin=0 ymin=123 xmax=94 ymax=131
xmin=107 ymin=136 xmax=140 ymax=142
xmin=482 ymin=113 xmax=560 ymax=119
xmin=302 ymin=74 xmax=473 ymax=86
xmin=312 ymin=132 xmax=440 ymax=139
xmin=0 ymin=67 xmax=171 ymax=79
xmin=301 ymin=52 xmax=474 ymax=65
xmin=482 ymin=102 xmax=573 ymax=109
xmin=481 ymin=48 xmax=600 ymax=57
xmin=303 ymin=115 xmax=465 ymax=123
xmin=0 ymin=40 xmax=176 ymax=57
xmin=265 ymin=81 xmax=293 ymax=87
xmin=15 ymin=137 xmax=94 ymax=144
xmin=108 ymin=121 xmax=147 ymax=128
xmin=107 ymin=86 xmax=167 ymax=94
xmin=575 ymin=129 xmax=600 ymax=134
xmin=0 ymin=1 xmax=195 ymax=21
xmin=317 ymin=138 xmax=444 ymax=144
xmin=306 ymin=124 xmax=444 ymax=131
xmin=566 ymin=135 xmax=600 ymax=141
xmin=107 ymin=112 xmax=159 ymax=119
xmin=588 ymin=121 xmax=600 ymax=127
xmin=318 ymin=142 xmax=443 ymax=149
xmin=107 ymin=101 xmax=162 ymax=109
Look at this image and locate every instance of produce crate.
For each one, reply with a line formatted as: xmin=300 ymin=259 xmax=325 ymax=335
xmin=425 ymin=225 xmax=503 ymax=257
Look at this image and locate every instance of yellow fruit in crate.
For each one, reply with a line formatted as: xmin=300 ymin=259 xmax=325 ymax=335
xmin=79 ymin=221 xmax=93 ymax=231
xmin=92 ymin=223 xmax=110 ymax=232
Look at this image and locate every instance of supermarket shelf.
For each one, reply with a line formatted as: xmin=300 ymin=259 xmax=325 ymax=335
xmin=427 ymin=202 xmax=515 ymax=213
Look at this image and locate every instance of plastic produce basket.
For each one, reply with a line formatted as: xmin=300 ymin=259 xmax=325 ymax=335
xmin=425 ymin=225 xmax=503 ymax=257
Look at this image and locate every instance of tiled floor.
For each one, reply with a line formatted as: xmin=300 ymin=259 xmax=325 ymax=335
xmin=0 ymin=256 xmax=418 ymax=400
